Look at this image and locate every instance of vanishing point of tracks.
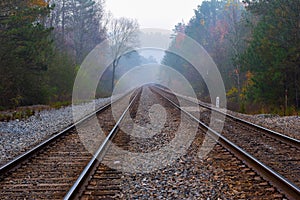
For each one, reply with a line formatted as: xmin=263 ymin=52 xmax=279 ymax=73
xmin=0 ymin=85 xmax=299 ymax=199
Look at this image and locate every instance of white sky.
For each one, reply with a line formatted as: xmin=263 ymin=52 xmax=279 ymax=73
xmin=105 ymin=0 xmax=202 ymax=31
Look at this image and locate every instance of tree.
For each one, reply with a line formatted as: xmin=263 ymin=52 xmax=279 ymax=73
xmin=107 ymin=17 xmax=139 ymax=91
xmin=43 ymin=0 xmax=107 ymax=103
xmin=0 ymin=0 xmax=53 ymax=107
xmin=163 ymin=0 xmax=247 ymax=101
xmin=240 ymin=0 xmax=300 ymax=114
xmin=70 ymin=0 xmax=104 ymax=64
xmin=0 ymin=0 xmax=108 ymax=108
xmin=162 ymin=22 xmax=203 ymax=95
xmin=222 ymin=0 xmax=247 ymax=97
xmin=48 ymin=0 xmax=106 ymax=64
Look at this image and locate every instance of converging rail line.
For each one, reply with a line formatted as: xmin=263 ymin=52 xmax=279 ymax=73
xmin=0 ymin=85 xmax=299 ymax=199
xmin=152 ymin=85 xmax=300 ymax=199
xmin=65 ymin=86 xmax=289 ymax=199
xmin=0 ymin=88 xmax=142 ymax=199
xmin=64 ymin=88 xmax=142 ymax=199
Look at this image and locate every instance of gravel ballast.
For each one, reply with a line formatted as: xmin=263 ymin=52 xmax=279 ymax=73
xmin=173 ymin=90 xmax=300 ymax=141
xmin=0 ymin=92 xmax=299 ymax=167
xmin=0 ymin=98 xmax=110 ymax=166
xmin=227 ymin=111 xmax=300 ymax=140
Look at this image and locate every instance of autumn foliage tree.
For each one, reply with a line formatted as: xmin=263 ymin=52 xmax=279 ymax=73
xmin=239 ymin=0 xmax=300 ymax=114
xmin=163 ymin=0 xmax=246 ymax=103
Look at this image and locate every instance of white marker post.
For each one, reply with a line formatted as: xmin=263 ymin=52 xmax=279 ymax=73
xmin=216 ymin=96 xmax=220 ymax=108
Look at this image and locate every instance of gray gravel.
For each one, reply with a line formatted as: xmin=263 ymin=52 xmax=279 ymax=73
xmin=170 ymin=90 xmax=300 ymax=141
xmin=119 ymin=87 xmax=285 ymax=199
xmin=0 ymin=98 xmax=110 ymax=166
xmin=227 ymin=111 xmax=300 ymax=140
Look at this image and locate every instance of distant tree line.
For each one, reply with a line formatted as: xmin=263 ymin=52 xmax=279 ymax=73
xmin=163 ymin=0 xmax=300 ymax=115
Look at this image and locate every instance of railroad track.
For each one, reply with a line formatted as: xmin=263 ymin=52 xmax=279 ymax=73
xmin=64 ymin=88 xmax=142 ymax=199
xmin=66 ymin=86 xmax=289 ymax=199
xmin=0 ymin=85 xmax=298 ymax=199
xmin=152 ymin=85 xmax=300 ymax=199
xmin=0 ymin=88 xmax=141 ymax=199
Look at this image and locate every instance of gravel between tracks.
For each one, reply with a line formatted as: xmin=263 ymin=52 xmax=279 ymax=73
xmin=119 ymin=88 xmax=285 ymax=199
xmin=0 ymin=98 xmax=110 ymax=166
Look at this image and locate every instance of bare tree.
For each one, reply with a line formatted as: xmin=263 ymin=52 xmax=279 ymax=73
xmin=108 ymin=17 xmax=139 ymax=90
xmin=47 ymin=0 xmax=106 ymax=63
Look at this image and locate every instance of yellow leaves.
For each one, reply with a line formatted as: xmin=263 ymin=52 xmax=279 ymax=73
xmin=240 ymin=71 xmax=254 ymax=100
xmin=28 ymin=0 xmax=49 ymax=7
xmin=227 ymin=87 xmax=238 ymax=97
xmin=225 ymin=0 xmax=239 ymax=9
xmin=227 ymin=71 xmax=254 ymax=101
xmin=239 ymin=91 xmax=246 ymax=100
xmin=226 ymin=0 xmax=234 ymax=7
xmin=246 ymin=71 xmax=252 ymax=81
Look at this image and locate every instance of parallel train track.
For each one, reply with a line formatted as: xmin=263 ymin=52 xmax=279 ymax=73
xmin=66 ymin=86 xmax=292 ymax=199
xmin=0 ymin=85 xmax=299 ymax=199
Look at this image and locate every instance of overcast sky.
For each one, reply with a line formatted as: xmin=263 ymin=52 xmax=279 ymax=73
xmin=105 ymin=0 xmax=202 ymax=31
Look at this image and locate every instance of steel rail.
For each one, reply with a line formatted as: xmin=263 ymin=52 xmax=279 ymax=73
xmin=0 ymin=89 xmax=135 ymax=174
xmin=154 ymin=88 xmax=300 ymax=200
xmin=64 ymin=88 xmax=141 ymax=200
xmin=154 ymin=85 xmax=300 ymax=147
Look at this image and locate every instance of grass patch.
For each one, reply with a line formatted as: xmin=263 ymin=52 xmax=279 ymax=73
xmin=50 ymin=101 xmax=71 ymax=109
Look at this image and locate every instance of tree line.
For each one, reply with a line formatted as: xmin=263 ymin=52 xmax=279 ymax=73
xmin=163 ymin=0 xmax=300 ymax=115
xmin=0 ymin=0 xmax=142 ymax=109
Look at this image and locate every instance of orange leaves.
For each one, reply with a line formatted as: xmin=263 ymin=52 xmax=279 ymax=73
xmin=245 ymin=71 xmax=254 ymax=88
xmin=28 ymin=0 xmax=49 ymax=7
xmin=239 ymin=71 xmax=254 ymax=101
xmin=246 ymin=71 xmax=253 ymax=81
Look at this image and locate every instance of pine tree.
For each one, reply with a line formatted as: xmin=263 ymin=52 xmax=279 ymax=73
xmin=0 ymin=0 xmax=53 ymax=107
xmin=240 ymin=0 xmax=300 ymax=113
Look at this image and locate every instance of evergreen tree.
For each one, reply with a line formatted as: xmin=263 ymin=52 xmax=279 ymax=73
xmin=240 ymin=0 xmax=300 ymax=113
xmin=0 ymin=0 xmax=53 ymax=107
